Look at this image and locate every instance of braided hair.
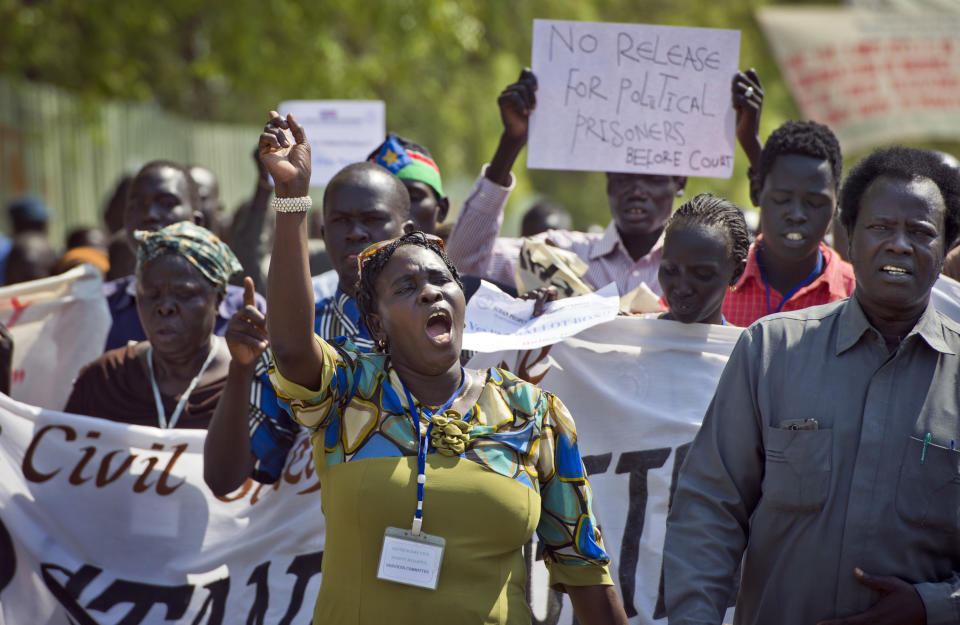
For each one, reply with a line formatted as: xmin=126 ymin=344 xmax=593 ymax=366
xmin=664 ymin=193 xmax=750 ymax=285
xmin=355 ymin=232 xmax=463 ymax=350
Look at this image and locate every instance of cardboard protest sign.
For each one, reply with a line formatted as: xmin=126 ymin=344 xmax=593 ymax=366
xmin=278 ymin=100 xmax=385 ymax=186
xmin=527 ymin=19 xmax=740 ymax=178
xmin=757 ymin=7 xmax=960 ymax=153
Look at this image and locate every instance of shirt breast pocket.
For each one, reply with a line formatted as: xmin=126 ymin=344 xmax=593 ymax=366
xmin=761 ymin=426 xmax=833 ymax=513
xmin=895 ymin=437 xmax=960 ymax=534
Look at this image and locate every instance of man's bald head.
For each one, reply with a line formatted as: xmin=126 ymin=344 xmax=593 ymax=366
xmin=323 ymin=162 xmax=410 ymax=220
xmin=320 ymin=162 xmax=413 ymax=296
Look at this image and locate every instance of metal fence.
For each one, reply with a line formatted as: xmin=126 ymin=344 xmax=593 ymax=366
xmin=0 ymin=78 xmax=259 ymax=247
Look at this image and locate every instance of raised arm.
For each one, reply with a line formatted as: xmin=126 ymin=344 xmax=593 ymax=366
xmin=260 ymin=111 xmax=324 ymax=389
xmin=732 ymin=68 xmax=764 ymax=169
xmin=446 ymin=70 xmax=536 ymax=282
xmin=204 ymin=277 xmax=264 ymax=495
xmin=486 ymin=68 xmax=536 ymax=185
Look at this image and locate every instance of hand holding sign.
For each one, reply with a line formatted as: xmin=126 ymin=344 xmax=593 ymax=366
xmin=527 ymin=19 xmax=740 ymax=178
xmin=498 ymin=69 xmax=538 ymax=144
xmin=732 ymin=68 xmax=764 ymax=166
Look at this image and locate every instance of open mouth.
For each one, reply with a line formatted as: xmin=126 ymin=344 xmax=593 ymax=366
xmin=425 ymin=309 xmax=453 ymax=345
xmin=781 ymin=231 xmax=811 ymax=246
xmin=881 ymin=264 xmax=910 ymax=277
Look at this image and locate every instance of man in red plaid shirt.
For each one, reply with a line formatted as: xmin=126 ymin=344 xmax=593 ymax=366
xmin=722 ymin=117 xmax=854 ymax=327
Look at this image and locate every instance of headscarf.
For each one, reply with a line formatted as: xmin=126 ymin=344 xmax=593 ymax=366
xmin=370 ymin=135 xmax=444 ymax=198
xmin=135 ymin=222 xmax=241 ymax=296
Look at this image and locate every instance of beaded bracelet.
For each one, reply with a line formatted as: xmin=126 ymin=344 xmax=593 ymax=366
xmin=270 ymin=196 xmax=313 ymax=213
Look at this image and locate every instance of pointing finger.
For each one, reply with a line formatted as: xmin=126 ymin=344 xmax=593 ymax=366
xmin=243 ymin=277 xmax=256 ymax=308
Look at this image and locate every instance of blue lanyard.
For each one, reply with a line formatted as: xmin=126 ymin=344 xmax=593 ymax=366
xmin=401 ymin=367 xmax=466 ymax=535
xmin=760 ymin=248 xmax=823 ymax=316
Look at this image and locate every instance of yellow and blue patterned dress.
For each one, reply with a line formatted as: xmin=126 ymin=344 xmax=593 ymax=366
xmin=269 ymin=336 xmax=612 ymax=625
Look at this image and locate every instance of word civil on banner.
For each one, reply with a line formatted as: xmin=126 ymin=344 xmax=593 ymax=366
xmin=756 ymin=7 xmax=960 ymax=153
xmin=277 ymin=100 xmax=386 ymax=186
xmin=527 ymin=19 xmax=740 ymax=178
xmin=0 ymin=394 xmax=326 ymax=624
xmin=470 ymin=317 xmax=741 ymax=624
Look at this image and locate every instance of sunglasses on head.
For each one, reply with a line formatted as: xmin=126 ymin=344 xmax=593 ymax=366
xmin=356 ymin=232 xmax=446 ymax=276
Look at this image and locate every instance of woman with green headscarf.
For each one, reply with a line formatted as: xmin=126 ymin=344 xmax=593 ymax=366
xmin=66 ymin=222 xmax=242 ymax=429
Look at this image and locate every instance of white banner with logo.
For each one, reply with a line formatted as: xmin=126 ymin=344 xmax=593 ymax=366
xmin=0 ymin=265 xmax=110 ymax=411
xmin=0 ymin=316 xmax=740 ymax=625
xmin=0 ymin=393 xmax=325 ymax=625
xmin=470 ymin=316 xmax=742 ymax=624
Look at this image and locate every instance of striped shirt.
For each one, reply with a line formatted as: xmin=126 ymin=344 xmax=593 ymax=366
xmin=446 ymin=169 xmax=664 ymax=295
xmin=249 ymin=287 xmax=373 ymax=483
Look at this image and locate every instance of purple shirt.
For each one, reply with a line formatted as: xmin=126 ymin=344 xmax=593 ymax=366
xmin=102 ymin=274 xmax=267 ymax=352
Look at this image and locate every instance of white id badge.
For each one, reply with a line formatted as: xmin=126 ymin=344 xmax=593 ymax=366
xmin=376 ymin=526 xmax=445 ymax=590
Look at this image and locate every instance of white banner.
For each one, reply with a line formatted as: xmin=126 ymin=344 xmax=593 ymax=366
xmin=527 ymin=19 xmax=740 ymax=178
xmin=756 ymin=6 xmax=960 ymax=153
xmin=470 ymin=317 xmax=742 ymax=624
xmin=0 ymin=393 xmax=325 ymax=625
xmin=0 ymin=265 xmax=110 ymax=411
xmin=278 ymin=100 xmax=386 ymax=186
xmin=1 ymin=316 xmax=740 ymax=625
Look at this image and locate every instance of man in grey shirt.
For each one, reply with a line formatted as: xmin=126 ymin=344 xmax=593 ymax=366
xmin=663 ymin=146 xmax=960 ymax=625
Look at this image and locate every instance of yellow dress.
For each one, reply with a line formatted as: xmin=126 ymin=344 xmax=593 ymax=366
xmin=270 ymin=337 xmax=612 ymax=625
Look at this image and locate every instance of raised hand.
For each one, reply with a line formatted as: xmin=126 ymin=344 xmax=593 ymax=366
xmin=731 ymin=68 xmax=764 ymax=167
xmin=815 ymin=569 xmax=925 ymax=625
xmin=498 ymin=68 xmax=538 ymax=144
xmin=225 ymin=277 xmax=269 ymax=369
xmin=257 ymin=110 xmax=311 ymax=197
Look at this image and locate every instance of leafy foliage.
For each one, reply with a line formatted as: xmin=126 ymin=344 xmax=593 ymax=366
xmin=6 ymin=0 xmax=943 ymax=231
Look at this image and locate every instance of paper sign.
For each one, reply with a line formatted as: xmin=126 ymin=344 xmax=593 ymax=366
xmin=278 ymin=100 xmax=385 ymax=186
xmin=462 ymin=280 xmax=620 ymax=352
xmin=756 ymin=7 xmax=960 ymax=153
xmin=527 ymin=19 xmax=740 ymax=178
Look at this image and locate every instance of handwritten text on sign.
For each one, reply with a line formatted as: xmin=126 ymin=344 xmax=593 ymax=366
xmin=527 ymin=20 xmax=740 ymax=178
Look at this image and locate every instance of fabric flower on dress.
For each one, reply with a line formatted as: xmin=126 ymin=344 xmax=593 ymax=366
xmin=429 ymin=410 xmax=471 ymax=456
